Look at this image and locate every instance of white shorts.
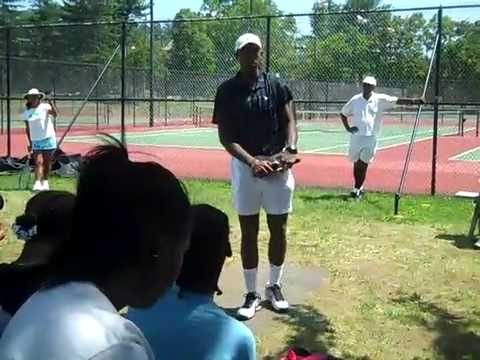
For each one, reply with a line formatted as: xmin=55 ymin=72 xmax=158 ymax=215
xmin=231 ymin=158 xmax=295 ymax=216
xmin=349 ymin=135 xmax=377 ymax=163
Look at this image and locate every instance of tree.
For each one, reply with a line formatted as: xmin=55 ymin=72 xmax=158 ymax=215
xmin=108 ymin=0 xmax=147 ymax=21
xmin=0 ymin=0 xmax=23 ymax=26
xmin=311 ymin=1 xmax=344 ymax=39
xmin=168 ymin=9 xmax=216 ymax=74
xmin=343 ymin=0 xmax=383 ymax=10
xmin=60 ymin=1 xmax=145 ymax=63
xmin=200 ymin=0 xmax=299 ymax=77
xmin=29 ymin=0 xmax=63 ymax=23
xmin=16 ymin=0 xmax=66 ymax=73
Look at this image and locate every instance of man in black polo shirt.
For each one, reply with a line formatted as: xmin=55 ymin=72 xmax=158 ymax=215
xmin=213 ymin=33 xmax=298 ymax=320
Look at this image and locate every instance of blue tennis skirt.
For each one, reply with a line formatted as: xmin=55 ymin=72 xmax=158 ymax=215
xmin=32 ymin=137 xmax=57 ymax=151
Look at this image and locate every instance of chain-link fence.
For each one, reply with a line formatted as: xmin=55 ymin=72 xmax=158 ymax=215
xmin=0 ymin=5 xmax=479 ymax=194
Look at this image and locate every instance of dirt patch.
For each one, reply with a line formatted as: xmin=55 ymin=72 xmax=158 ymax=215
xmin=217 ymin=261 xmax=329 ymax=336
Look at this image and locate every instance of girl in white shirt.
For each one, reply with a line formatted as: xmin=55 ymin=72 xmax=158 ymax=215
xmin=23 ymin=88 xmax=58 ymax=191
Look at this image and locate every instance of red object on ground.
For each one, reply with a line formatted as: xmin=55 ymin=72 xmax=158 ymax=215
xmin=279 ymin=348 xmax=330 ymax=360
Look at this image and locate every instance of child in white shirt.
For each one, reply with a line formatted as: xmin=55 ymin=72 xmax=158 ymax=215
xmin=23 ymin=88 xmax=58 ymax=191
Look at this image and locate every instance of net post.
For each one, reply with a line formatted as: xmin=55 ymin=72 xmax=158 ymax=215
xmin=457 ymin=111 xmax=461 ymax=136
xmin=96 ymin=100 xmax=99 ymax=129
xmin=394 ymin=192 xmax=400 ymax=215
xmin=476 ymin=111 xmax=479 ymax=137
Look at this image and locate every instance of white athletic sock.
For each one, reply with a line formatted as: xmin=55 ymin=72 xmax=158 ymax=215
xmin=243 ymin=268 xmax=258 ymax=294
xmin=42 ymin=180 xmax=49 ymax=190
xmin=269 ymin=264 xmax=284 ymax=286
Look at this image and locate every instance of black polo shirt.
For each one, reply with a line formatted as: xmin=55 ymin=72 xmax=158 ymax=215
xmin=213 ymin=71 xmax=293 ymax=157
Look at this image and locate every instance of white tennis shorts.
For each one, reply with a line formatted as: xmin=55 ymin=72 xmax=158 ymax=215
xmin=349 ymin=135 xmax=378 ymax=163
xmin=231 ymin=158 xmax=295 ymax=216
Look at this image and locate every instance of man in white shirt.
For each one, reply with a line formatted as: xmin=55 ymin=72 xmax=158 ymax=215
xmin=341 ymin=76 xmax=424 ymax=199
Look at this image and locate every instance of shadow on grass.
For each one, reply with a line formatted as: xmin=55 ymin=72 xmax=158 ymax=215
xmin=392 ymin=293 xmax=480 ymax=359
xmin=299 ymin=194 xmax=351 ymax=202
xmin=262 ymin=304 xmax=370 ymax=360
xmin=435 ymin=234 xmax=478 ymax=250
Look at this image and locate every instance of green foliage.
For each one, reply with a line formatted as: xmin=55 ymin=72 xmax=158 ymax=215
xmin=0 ymin=0 xmax=478 ymax=102
xmin=168 ymin=9 xmax=216 ymax=74
xmin=0 ymin=0 xmax=23 ymax=25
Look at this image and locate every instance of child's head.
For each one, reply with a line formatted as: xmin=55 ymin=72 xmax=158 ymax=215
xmin=24 ymin=88 xmax=44 ymax=109
xmin=49 ymin=138 xmax=192 ymax=309
xmin=177 ymin=204 xmax=231 ymax=296
xmin=13 ymin=191 xmax=75 ymax=266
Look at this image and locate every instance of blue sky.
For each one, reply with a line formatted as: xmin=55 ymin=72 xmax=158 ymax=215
xmin=154 ymin=0 xmax=480 ymax=21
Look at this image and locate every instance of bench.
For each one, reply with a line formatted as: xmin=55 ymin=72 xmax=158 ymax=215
xmin=455 ymin=191 xmax=480 ymax=240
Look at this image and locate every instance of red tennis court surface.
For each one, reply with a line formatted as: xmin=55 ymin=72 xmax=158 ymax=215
xmin=1 ymin=125 xmax=479 ymax=194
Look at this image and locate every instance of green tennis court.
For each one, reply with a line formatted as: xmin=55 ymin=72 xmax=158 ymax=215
xmin=66 ymin=123 xmax=461 ymax=155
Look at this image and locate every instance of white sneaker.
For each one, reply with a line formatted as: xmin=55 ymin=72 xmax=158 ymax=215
xmin=41 ymin=180 xmax=50 ymax=191
xmin=236 ymin=292 xmax=261 ymax=320
xmin=32 ymin=181 xmax=42 ymax=191
xmin=474 ymin=239 xmax=480 ymax=249
xmin=265 ymin=284 xmax=289 ymax=312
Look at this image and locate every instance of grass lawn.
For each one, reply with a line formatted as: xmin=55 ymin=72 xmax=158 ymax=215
xmin=0 ymin=175 xmax=479 ymax=359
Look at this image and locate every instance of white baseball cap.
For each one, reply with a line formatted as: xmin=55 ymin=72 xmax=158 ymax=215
xmin=362 ymin=76 xmax=377 ymax=86
xmin=24 ymin=88 xmax=45 ymax=99
xmin=235 ymin=33 xmax=262 ymax=53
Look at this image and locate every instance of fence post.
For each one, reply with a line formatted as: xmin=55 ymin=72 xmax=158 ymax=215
xmin=431 ymin=7 xmax=442 ymax=196
xmin=6 ymin=27 xmax=11 ymax=158
xmin=95 ymin=66 xmax=100 ymax=129
xmin=1 ymin=63 xmax=3 ymax=135
xmin=121 ymin=21 xmax=126 ymax=145
xmin=266 ymin=16 xmax=271 ymax=73
xmin=476 ymin=111 xmax=479 ymax=137
xmin=132 ymin=70 xmax=136 ymax=127
xmin=164 ymin=71 xmax=168 ymax=126
xmin=149 ymin=0 xmax=154 ymax=127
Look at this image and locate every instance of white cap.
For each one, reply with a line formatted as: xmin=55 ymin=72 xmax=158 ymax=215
xmin=235 ymin=33 xmax=262 ymax=53
xmin=362 ymin=76 xmax=377 ymax=86
xmin=24 ymin=88 xmax=45 ymax=99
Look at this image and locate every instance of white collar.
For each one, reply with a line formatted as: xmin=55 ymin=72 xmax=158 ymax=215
xmin=56 ymin=281 xmax=117 ymax=313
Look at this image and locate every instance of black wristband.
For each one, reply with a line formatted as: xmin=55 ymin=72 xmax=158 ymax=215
xmin=285 ymin=146 xmax=298 ymax=155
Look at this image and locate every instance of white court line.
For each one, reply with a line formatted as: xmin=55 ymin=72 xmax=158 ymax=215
xmin=304 ymin=128 xmax=436 ymax=153
xmin=66 ymin=125 xmax=465 ymax=155
xmin=132 ymin=144 xmax=221 ymax=150
xmin=305 ymin=127 xmax=464 ymax=154
xmin=449 ymin=146 xmax=480 ymax=161
xmin=67 ymin=137 xmax=222 ymax=150
xmin=65 ymin=127 xmax=216 ymax=141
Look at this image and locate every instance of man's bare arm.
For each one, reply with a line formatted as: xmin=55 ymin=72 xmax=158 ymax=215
xmin=396 ymin=97 xmax=425 ymax=106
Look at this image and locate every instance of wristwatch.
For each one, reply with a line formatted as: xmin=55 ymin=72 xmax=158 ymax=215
xmin=285 ymin=146 xmax=298 ymax=155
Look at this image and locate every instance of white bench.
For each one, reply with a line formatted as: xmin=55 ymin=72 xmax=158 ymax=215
xmin=455 ymin=191 xmax=480 ymax=240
